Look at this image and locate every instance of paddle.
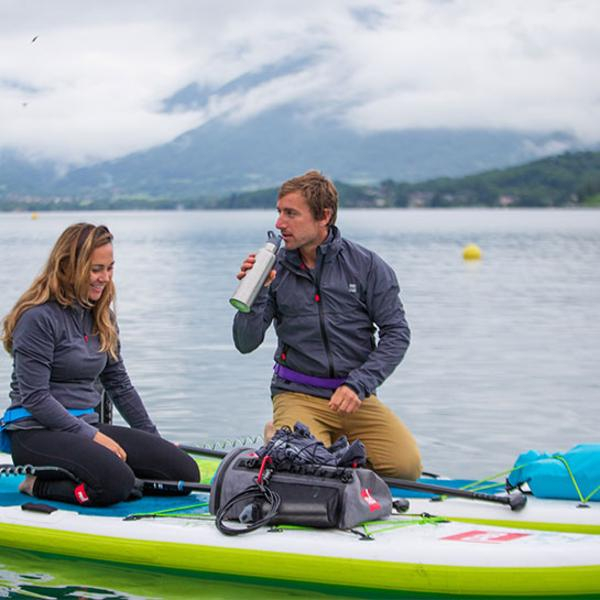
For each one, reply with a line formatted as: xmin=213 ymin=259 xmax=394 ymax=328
xmin=178 ymin=443 xmax=527 ymax=511
xmin=1 ymin=463 xmax=212 ymax=496
xmin=178 ymin=444 xmax=228 ymax=459
xmin=138 ymin=478 xmax=211 ymax=494
xmin=0 ymin=463 xmax=81 ymax=480
xmin=6 ymin=452 xmax=526 ymax=511
xmin=383 ymin=476 xmax=526 ymax=510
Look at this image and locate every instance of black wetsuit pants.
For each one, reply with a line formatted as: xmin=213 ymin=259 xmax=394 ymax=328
xmin=10 ymin=424 xmax=200 ymax=507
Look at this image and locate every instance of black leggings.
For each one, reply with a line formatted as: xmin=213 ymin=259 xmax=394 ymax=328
xmin=10 ymin=425 xmax=200 ymax=507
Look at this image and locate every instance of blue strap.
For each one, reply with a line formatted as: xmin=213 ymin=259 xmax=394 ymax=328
xmin=0 ymin=406 xmax=95 ymax=453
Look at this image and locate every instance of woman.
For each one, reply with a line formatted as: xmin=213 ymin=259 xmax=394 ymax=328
xmin=0 ymin=223 xmax=199 ymax=506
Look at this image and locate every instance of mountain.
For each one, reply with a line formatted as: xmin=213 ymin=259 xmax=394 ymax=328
xmin=382 ymin=150 xmax=600 ymax=208
xmin=52 ymin=109 xmax=578 ymax=198
xmin=3 ymin=149 xmax=598 ymax=210
xmin=0 ymin=99 xmax=584 ymax=205
xmin=0 ymin=149 xmax=59 ymax=198
xmin=221 ymin=150 xmax=600 ymax=209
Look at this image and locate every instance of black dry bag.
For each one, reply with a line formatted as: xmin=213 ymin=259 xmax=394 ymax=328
xmin=209 ymin=447 xmax=392 ymax=536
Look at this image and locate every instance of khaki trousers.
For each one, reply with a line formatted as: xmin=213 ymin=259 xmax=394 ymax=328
xmin=272 ymin=391 xmax=422 ymax=480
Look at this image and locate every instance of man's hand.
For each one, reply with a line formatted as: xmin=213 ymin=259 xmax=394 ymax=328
xmin=236 ymin=253 xmax=276 ymax=286
xmin=328 ymin=385 xmax=361 ymax=414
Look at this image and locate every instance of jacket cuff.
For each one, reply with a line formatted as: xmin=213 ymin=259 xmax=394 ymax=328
xmin=79 ymin=420 xmax=100 ymax=439
xmin=343 ymin=381 xmax=365 ymax=401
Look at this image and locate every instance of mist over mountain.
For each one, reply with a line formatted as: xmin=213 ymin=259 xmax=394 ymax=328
xmin=0 ymin=69 xmax=589 ymax=202
xmin=0 ymin=149 xmax=59 ymax=197
xmin=1 ymin=99 xmax=580 ymax=202
xmin=2 ymin=2 xmax=599 ymax=205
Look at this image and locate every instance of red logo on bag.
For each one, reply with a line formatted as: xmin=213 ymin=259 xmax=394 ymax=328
xmin=74 ymin=483 xmax=90 ymax=504
xmin=361 ymin=488 xmax=381 ymax=511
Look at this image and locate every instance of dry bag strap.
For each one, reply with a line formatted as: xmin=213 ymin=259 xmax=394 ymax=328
xmin=215 ymin=483 xmax=281 ymax=536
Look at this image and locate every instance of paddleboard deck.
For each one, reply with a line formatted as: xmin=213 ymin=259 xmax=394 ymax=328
xmin=1 ymin=498 xmax=599 ymax=598
xmin=1 ymin=453 xmax=599 ymax=597
xmin=399 ymin=488 xmax=600 ymax=535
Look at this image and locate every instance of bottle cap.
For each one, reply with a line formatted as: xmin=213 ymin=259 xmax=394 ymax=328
xmin=266 ymin=230 xmax=282 ymax=251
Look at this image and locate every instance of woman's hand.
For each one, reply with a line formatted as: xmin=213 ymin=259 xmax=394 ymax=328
xmin=93 ymin=430 xmax=127 ymax=461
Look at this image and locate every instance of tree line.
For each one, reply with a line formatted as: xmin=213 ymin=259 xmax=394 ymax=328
xmin=2 ymin=150 xmax=599 ymax=211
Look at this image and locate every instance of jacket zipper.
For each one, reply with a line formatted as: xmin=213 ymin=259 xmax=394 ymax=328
xmin=313 ymin=259 xmax=335 ymax=378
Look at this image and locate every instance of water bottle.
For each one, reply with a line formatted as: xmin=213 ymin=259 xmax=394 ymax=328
xmin=230 ymin=231 xmax=282 ymax=313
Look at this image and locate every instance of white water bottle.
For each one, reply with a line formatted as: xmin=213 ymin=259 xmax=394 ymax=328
xmin=230 ymin=231 xmax=282 ymax=313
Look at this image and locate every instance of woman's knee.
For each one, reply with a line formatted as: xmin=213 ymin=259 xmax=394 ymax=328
xmin=173 ymin=452 xmax=200 ymax=482
xmin=147 ymin=443 xmax=200 ymax=483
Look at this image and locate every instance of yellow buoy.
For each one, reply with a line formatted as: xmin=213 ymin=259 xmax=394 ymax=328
xmin=31 ymin=212 xmax=39 ymax=220
xmin=463 ymin=243 xmax=482 ymax=261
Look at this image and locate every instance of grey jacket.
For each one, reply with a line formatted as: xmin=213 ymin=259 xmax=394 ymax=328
xmin=233 ymin=227 xmax=410 ymax=400
xmin=7 ymin=301 xmax=157 ymax=438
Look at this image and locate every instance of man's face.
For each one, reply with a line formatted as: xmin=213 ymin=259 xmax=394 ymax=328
xmin=275 ymin=191 xmax=330 ymax=252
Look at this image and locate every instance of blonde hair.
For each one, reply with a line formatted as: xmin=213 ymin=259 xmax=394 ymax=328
xmin=2 ymin=223 xmax=118 ymax=358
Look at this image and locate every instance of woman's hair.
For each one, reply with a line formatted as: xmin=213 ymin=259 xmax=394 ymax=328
xmin=2 ymin=223 xmax=118 ymax=358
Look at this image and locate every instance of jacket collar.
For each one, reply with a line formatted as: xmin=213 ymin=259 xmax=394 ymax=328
xmin=281 ymin=226 xmax=342 ymax=269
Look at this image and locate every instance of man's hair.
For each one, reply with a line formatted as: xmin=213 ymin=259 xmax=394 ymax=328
xmin=278 ymin=170 xmax=338 ymax=226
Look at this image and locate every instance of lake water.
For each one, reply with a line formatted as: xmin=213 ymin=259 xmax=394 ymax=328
xmin=0 ymin=208 xmax=599 ymax=597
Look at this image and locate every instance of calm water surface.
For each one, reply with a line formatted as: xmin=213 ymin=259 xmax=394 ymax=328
xmin=0 ymin=208 xmax=599 ymax=597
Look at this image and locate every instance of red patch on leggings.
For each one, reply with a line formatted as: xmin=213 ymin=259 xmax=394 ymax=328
xmin=74 ymin=483 xmax=90 ymax=504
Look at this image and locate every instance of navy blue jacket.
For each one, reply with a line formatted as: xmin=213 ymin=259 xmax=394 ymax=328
xmin=233 ymin=227 xmax=410 ymax=400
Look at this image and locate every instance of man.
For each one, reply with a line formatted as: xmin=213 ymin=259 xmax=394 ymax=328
xmin=232 ymin=171 xmax=421 ymax=479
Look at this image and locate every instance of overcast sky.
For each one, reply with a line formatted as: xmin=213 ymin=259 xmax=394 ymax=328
xmin=1 ymin=0 xmax=599 ymax=166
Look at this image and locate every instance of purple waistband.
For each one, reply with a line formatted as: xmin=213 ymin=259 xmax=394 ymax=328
xmin=273 ymin=363 xmax=346 ymax=390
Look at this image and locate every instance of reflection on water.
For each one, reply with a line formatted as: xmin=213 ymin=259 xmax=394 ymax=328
xmin=0 ymin=548 xmax=335 ymax=599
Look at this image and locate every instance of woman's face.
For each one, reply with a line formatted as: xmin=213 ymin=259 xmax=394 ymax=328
xmin=88 ymin=243 xmax=114 ymax=301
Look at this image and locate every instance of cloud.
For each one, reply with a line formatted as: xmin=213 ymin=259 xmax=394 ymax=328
xmin=335 ymin=1 xmax=600 ymax=142
xmin=0 ymin=0 xmax=599 ymax=165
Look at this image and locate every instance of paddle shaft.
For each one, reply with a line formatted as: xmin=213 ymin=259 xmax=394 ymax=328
xmin=383 ymin=476 xmax=526 ymax=510
xmin=5 ymin=457 xmax=525 ymax=510
xmin=139 ymin=478 xmax=211 ymax=494
xmin=179 ymin=444 xmax=527 ymax=511
xmin=0 ymin=464 xmax=212 ymax=495
xmin=178 ymin=444 xmax=227 ymax=459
